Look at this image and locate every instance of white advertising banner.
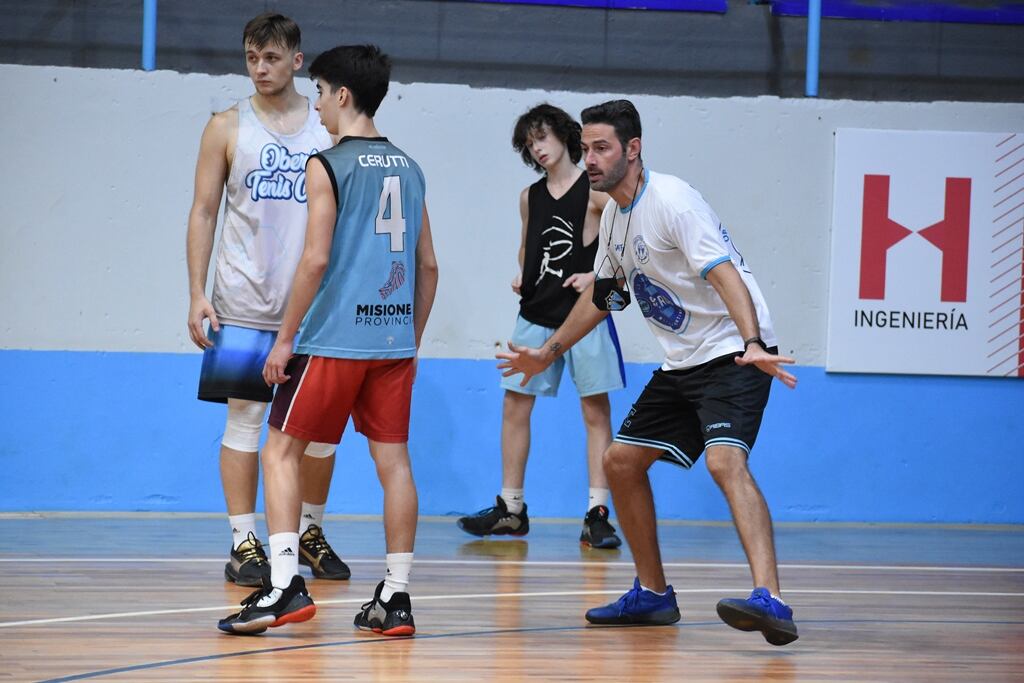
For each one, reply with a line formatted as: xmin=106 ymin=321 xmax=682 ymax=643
xmin=827 ymin=129 xmax=1024 ymax=377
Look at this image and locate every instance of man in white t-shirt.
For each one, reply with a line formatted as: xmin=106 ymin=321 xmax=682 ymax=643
xmin=497 ymin=100 xmax=799 ymax=646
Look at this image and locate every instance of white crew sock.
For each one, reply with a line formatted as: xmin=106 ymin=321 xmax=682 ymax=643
xmin=380 ymin=552 xmax=414 ymax=602
xmin=269 ymin=531 xmax=300 ymax=590
xmin=640 ymin=584 xmax=668 ymax=596
xmin=300 ymin=502 xmax=326 ymax=532
xmin=501 ymin=487 xmax=525 ymax=514
xmin=229 ymin=513 xmax=257 ymax=550
xmin=588 ymin=487 xmax=610 ymax=511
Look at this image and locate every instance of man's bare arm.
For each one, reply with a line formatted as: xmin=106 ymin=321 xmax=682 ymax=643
xmin=262 ymin=157 xmax=337 ymax=385
xmin=185 ymin=112 xmax=232 ymax=348
xmin=706 ymin=261 xmax=797 ymax=388
xmin=583 ymin=189 xmax=610 ymax=247
xmin=497 ymin=281 xmax=608 ymax=385
xmin=414 ymin=203 xmax=439 ymax=348
xmin=512 ymin=186 xmax=528 ymax=294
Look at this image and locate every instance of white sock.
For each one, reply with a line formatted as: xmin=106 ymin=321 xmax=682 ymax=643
xmin=228 ymin=513 xmax=257 ymax=550
xmin=588 ymin=487 xmax=610 ymax=510
xmin=640 ymin=584 xmax=668 ymax=596
xmin=380 ymin=552 xmax=414 ymax=602
xmin=300 ymin=502 xmax=326 ymax=532
xmin=501 ymin=488 xmax=525 ymax=514
xmin=269 ymin=532 xmax=300 ymax=590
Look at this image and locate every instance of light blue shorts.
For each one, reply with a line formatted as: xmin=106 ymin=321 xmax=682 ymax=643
xmin=501 ymin=315 xmax=626 ymax=398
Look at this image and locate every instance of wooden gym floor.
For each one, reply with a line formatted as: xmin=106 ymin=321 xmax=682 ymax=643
xmin=1 ymin=514 xmax=1022 ymax=682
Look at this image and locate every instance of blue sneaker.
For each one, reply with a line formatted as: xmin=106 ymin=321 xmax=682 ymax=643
xmin=716 ymin=587 xmax=798 ymax=646
xmin=585 ymin=578 xmax=681 ymax=625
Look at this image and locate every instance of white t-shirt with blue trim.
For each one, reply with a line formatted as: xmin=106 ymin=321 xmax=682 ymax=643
xmin=594 ymin=169 xmax=776 ymax=370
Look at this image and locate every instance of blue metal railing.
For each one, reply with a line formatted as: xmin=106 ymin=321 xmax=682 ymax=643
xmin=806 ymin=0 xmax=821 ymax=97
xmin=142 ymin=0 xmax=157 ymax=71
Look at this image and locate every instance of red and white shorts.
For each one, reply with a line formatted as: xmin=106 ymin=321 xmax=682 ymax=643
xmin=268 ymin=355 xmax=414 ymax=444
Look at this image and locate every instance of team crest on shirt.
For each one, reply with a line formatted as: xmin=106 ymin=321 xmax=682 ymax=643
xmin=632 ymin=236 xmax=650 ymax=264
xmin=632 ymin=271 xmax=688 ymax=332
xmin=379 ymin=261 xmax=406 ymax=300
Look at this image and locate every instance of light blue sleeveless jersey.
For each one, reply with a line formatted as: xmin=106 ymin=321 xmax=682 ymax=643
xmin=296 ymin=136 xmax=425 ymax=359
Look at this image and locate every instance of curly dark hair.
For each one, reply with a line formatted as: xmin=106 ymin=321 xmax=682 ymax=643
xmin=511 ymin=104 xmax=582 ymax=173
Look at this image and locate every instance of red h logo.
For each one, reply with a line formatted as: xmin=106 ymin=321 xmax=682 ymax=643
xmin=859 ymin=175 xmax=971 ymax=302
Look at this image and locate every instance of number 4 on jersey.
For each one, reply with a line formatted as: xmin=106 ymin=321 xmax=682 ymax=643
xmin=376 ymin=175 xmax=406 ymax=252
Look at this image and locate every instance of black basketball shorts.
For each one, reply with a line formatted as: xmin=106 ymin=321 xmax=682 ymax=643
xmin=614 ymin=349 xmax=775 ymax=468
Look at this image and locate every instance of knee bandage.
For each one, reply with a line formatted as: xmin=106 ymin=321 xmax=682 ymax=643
xmin=222 ymin=399 xmax=267 ymax=452
xmin=304 ymin=441 xmax=336 ymax=458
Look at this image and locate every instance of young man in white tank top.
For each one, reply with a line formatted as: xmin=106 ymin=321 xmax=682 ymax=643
xmin=185 ymin=13 xmax=348 ymax=589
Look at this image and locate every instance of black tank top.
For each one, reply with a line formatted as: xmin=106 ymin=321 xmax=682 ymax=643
xmin=519 ymin=172 xmax=597 ymax=328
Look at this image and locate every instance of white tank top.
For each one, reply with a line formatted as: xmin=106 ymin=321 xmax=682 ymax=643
xmin=212 ymin=97 xmax=333 ymax=330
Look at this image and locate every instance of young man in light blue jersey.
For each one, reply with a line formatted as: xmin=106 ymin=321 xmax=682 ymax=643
xmin=218 ymin=44 xmax=438 ymax=637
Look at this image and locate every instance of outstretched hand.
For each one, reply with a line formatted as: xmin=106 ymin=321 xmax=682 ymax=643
xmin=735 ymin=346 xmax=798 ymax=389
xmin=496 ymin=341 xmax=551 ymax=387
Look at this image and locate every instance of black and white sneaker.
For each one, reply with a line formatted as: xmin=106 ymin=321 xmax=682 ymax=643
xmin=457 ymin=495 xmax=529 ymax=537
xmin=224 ymin=532 xmax=271 ymax=587
xmin=580 ymin=505 xmax=622 ymax=549
xmin=354 ymin=580 xmax=415 ymax=636
xmin=299 ymin=524 xmax=351 ymax=580
xmin=217 ymin=574 xmax=316 ymax=635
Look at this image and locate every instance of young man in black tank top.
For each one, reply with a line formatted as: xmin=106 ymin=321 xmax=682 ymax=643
xmin=458 ymin=104 xmax=626 ymax=548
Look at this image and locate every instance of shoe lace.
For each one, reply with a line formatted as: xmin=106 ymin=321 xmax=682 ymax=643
xmin=239 ymin=583 xmax=273 ymax=608
xmin=750 ymin=592 xmax=771 ymax=608
xmin=302 ymin=526 xmax=338 ymax=560
xmin=471 ymin=503 xmax=500 ymax=517
xmin=238 ymin=532 xmax=269 ymax=565
xmin=615 ymin=584 xmax=643 ymax=613
xmin=749 ymin=589 xmax=783 ymax=614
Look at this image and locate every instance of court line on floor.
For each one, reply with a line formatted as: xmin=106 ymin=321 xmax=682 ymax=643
xmin=34 ymin=615 xmax=1024 ymax=683
xmin=32 ymin=623 xmax=703 ymax=682
xmin=4 ymin=586 xmax=1024 ymax=629
xmin=1 ymin=557 xmax=1021 ymax=572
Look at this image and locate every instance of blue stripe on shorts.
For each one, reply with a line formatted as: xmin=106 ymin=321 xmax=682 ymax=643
xmin=197 ymin=324 xmax=276 ymax=403
xmin=500 ymin=315 xmax=626 ymax=398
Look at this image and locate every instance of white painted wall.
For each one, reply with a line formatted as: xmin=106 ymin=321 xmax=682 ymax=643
xmin=2 ymin=64 xmax=1021 ymax=363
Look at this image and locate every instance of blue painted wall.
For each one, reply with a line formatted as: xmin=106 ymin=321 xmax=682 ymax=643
xmin=0 ymin=350 xmax=1020 ymax=523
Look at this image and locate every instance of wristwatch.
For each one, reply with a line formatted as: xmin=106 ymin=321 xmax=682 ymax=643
xmin=743 ymin=336 xmax=767 ymax=351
